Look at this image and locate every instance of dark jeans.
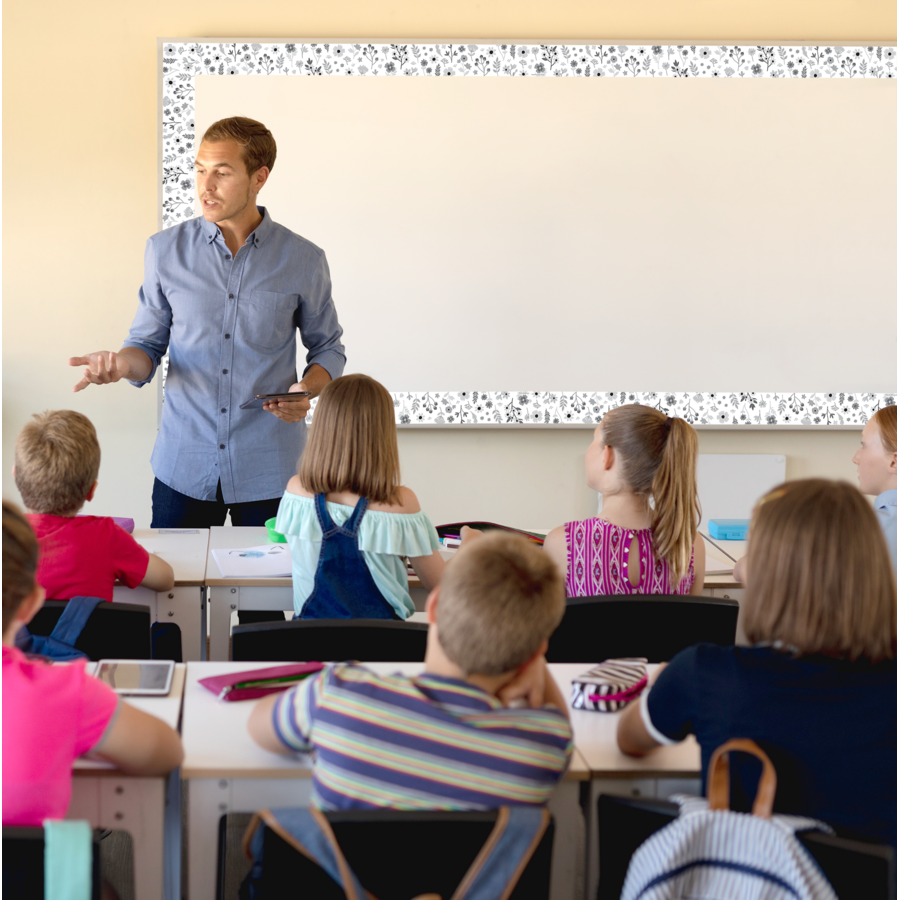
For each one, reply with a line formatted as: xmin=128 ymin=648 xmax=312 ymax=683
xmin=150 ymin=478 xmax=282 ymax=529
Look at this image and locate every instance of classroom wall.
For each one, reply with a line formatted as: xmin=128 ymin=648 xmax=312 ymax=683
xmin=3 ymin=0 xmax=894 ymax=527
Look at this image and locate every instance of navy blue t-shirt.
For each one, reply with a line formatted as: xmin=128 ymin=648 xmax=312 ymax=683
xmin=644 ymin=643 xmax=896 ymax=845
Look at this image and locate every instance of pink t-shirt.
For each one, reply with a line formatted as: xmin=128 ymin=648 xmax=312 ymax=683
xmin=28 ymin=514 xmax=150 ymax=602
xmin=2 ymin=646 xmax=119 ymax=825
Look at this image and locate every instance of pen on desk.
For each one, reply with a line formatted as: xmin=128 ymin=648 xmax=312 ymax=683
xmin=699 ymin=531 xmax=737 ymax=564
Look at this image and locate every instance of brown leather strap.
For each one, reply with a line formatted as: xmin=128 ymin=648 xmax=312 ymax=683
xmin=310 ymin=807 xmax=370 ymax=900
xmin=706 ymin=738 xmax=777 ymax=818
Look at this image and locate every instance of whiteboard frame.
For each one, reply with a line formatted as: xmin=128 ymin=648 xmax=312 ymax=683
xmin=158 ymin=38 xmax=896 ymax=428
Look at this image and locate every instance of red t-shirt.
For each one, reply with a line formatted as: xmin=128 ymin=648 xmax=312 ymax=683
xmin=28 ymin=515 xmax=150 ymax=602
xmin=2 ymin=646 xmax=119 ymax=825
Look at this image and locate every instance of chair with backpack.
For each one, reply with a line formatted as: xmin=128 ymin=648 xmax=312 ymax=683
xmin=599 ymin=739 xmax=896 ymax=900
xmin=545 ymin=594 xmax=739 ymax=663
xmin=230 ymin=619 xmax=429 ymax=663
xmin=23 ymin=598 xmax=152 ymax=661
xmin=3 ymin=822 xmax=103 ymax=900
xmin=235 ymin=807 xmax=555 ymax=900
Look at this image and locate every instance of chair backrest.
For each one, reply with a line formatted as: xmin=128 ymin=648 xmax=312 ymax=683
xmin=231 ymin=809 xmax=554 ymax=900
xmin=545 ymin=594 xmax=739 ymax=663
xmin=28 ymin=600 xmax=152 ymax=661
xmin=2 ymin=826 xmax=102 ymax=900
xmin=596 ymin=794 xmax=896 ymax=900
xmin=231 ymin=618 xmax=429 ymax=662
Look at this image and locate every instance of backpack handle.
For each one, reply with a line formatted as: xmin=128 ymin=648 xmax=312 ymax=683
xmin=706 ymin=738 xmax=777 ymax=818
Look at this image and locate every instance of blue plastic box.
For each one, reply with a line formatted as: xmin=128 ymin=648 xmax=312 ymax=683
xmin=708 ymin=519 xmax=749 ymax=540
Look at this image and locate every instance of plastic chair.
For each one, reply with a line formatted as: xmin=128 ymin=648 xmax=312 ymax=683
xmin=545 ymin=594 xmax=739 ymax=663
xmin=596 ymin=794 xmax=896 ymax=900
xmin=28 ymin=600 xmax=152 ymax=661
xmin=231 ymin=618 xmax=429 ymax=662
xmin=2 ymin=826 xmax=103 ymax=900
xmin=225 ymin=809 xmax=554 ymax=900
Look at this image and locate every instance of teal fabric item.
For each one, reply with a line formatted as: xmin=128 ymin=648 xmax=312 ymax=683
xmin=276 ymin=492 xmax=442 ymax=618
xmin=43 ymin=819 xmax=92 ymax=900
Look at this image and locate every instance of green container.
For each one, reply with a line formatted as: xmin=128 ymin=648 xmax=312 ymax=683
xmin=265 ymin=517 xmax=287 ymax=543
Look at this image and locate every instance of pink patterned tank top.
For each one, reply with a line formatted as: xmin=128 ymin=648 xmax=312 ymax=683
xmin=564 ymin=517 xmax=694 ymax=597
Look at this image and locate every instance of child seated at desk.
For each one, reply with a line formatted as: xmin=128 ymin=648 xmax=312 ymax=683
xmin=2 ymin=502 xmax=183 ymax=826
xmin=248 ymin=532 xmax=573 ymax=809
xmin=543 ymin=404 xmax=705 ymax=596
xmin=14 ymin=410 xmax=174 ymax=600
xmin=617 ymin=480 xmax=896 ymax=845
xmin=275 ymin=373 xmax=445 ymax=620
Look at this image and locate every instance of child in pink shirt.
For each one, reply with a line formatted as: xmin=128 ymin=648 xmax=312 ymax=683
xmin=14 ymin=410 xmax=174 ymax=601
xmin=2 ymin=501 xmax=183 ymax=826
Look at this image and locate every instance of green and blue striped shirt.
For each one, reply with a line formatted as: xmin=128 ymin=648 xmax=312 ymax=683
xmin=273 ymin=664 xmax=573 ymax=810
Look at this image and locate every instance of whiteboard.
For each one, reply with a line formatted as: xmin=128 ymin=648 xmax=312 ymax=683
xmin=161 ymin=41 xmax=897 ymax=426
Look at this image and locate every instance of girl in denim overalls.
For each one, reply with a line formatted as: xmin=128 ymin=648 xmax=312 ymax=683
xmin=275 ymin=374 xmax=446 ymax=619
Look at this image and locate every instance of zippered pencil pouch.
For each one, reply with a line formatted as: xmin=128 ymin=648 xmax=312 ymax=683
xmin=199 ymin=662 xmax=325 ymax=701
xmin=570 ymin=658 xmax=648 ymax=712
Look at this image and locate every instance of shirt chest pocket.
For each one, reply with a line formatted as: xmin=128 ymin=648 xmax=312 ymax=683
xmin=241 ymin=290 xmax=299 ymax=352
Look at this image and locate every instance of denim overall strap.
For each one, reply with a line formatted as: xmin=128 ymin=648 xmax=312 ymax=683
xmin=300 ymin=496 xmax=397 ymax=620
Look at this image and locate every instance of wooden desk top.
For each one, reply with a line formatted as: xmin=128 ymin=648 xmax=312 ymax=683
xmin=182 ymin=662 xmax=591 ymax=781
xmin=129 ymin=529 xmax=210 ymax=587
xmin=206 ymin=526 xmax=293 ymax=587
xmin=75 ymin=663 xmax=187 ymax=775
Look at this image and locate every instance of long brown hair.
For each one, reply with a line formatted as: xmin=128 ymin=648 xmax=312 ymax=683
xmin=743 ymin=479 xmax=896 ymax=662
xmin=2 ymin=501 xmax=39 ymax=633
xmin=600 ymin=404 xmax=700 ymax=581
xmin=872 ymin=405 xmax=897 ymax=455
xmin=298 ymin=374 xmax=401 ymax=505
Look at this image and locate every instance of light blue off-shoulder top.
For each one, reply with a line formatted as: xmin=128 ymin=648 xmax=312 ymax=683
xmin=275 ymin=491 xmax=442 ymax=619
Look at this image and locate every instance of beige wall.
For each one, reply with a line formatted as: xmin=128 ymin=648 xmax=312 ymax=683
xmin=3 ymin=1 xmax=894 ymax=527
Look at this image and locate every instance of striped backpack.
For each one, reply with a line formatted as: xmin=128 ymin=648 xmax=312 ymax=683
xmin=622 ymin=739 xmax=838 ymax=900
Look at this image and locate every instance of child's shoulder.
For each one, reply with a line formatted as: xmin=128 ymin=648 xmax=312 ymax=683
xmin=367 ymin=486 xmax=421 ymax=515
xmin=285 ymin=475 xmax=313 ymax=498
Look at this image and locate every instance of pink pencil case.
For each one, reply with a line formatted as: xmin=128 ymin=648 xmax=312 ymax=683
xmin=199 ymin=663 xmax=325 ymax=702
xmin=570 ymin=658 xmax=648 ymax=712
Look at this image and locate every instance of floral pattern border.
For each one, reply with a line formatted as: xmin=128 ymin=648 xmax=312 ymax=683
xmin=159 ymin=43 xmax=895 ymax=427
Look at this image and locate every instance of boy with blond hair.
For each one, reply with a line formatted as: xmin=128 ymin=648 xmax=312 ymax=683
xmin=249 ymin=531 xmax=573 ymax=809
xmin=14 ymin=410 xmax=174 ymax=600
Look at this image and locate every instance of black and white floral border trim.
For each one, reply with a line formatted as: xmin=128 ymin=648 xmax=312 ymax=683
xmin=161 ymin=41 xmax=894 ymax=227
xmin=159 ymin=43 xmax=895 ymax=427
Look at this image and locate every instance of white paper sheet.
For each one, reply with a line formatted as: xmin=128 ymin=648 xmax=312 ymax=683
xmin=212 ymin=544 xmax=292 ymax=578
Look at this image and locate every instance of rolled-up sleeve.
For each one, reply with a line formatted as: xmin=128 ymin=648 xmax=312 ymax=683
xmin=122 ymin=237 xmax=173 ymax=387
xmin=297 ymin=252 xmax=346 ymax=381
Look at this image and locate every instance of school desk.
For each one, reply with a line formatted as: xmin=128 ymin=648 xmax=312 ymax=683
xmin=69 ymin=664 xmax=187 ymax=900
xmin=114 ymin=529 xmax=211 ymax=661
xmin=549 ymin=663 xmax=702 ymax=900
xmin=181 ymin=661 xmax=589 ymax=900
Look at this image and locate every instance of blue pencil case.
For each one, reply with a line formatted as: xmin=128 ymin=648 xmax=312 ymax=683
xmin=708 ymin=519 xmax=749 ymax=540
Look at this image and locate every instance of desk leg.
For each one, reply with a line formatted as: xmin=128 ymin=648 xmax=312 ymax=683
xmin=208 ymin=587 xmax=237 ymax=662
xmin=547 ymin=780 xmax=585 ymax=900
xmin=157 ymin=587 xmax=204 ymax=662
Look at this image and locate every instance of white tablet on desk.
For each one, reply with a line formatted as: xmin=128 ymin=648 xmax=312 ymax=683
xmin=95 ymin=660 xmax=175 ymax=696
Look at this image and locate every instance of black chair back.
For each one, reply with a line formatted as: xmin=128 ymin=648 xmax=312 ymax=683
xmin=3 ymin=826 xmax=102 ymax=900
xmin=231 ymin=618 xmax=429 ymax=662
xmin=229 ymin=810 xmax=554 ymax=900
xmin=546 ymin=594 xmax=739 ymax=663
xmin=28 ymin=600 xmax=152 ymax=661
xmin=596 ymin=794 xmax=896 ymax=900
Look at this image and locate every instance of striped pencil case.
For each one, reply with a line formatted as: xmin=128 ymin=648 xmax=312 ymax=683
xmin=570 ymin=658 xmax=648 ymax=712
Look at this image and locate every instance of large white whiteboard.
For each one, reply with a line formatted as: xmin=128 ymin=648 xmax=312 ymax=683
xmin=193 ymin=70 xmax=895 ymax=393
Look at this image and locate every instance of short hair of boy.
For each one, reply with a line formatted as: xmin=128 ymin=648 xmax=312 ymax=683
xmin=437 ymin=532 xmax=566 ymax=676
xmin=201 ymin=116 xmax=277 ymax=174
xmin=14 ymin=410 xmax=101 ymax=516
xmin=2 ymin=501 xmax=39 ymax=633
xmin=299 ymin=374 xmax=401 ymax=506
xmin=873 ymin=405 xmax=897 ymax=455
xmin=744 ymin=479 xmax=896 ymax=663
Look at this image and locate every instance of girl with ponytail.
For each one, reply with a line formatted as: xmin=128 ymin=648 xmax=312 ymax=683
xmin=544 ymin=404 xmax=705 ymax=596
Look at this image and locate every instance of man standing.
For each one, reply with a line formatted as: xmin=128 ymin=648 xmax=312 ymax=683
xmin=69 ymin=117 xmax=345 ymax=528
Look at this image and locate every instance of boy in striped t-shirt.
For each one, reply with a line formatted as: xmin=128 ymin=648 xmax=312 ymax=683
xmin=248 ymin=532 xmax=573 ymax=810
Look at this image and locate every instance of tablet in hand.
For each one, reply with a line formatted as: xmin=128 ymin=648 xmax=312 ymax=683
xmin=239 ymin=391 xmax=312 ymax=410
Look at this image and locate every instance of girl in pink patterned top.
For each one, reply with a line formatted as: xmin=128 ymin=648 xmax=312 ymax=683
xmin=544 ymin=405 xmax=705 ymax=596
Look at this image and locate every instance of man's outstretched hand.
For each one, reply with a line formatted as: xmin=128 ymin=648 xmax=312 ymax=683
xmin=69 ymin=351 xmax=128 ymax=392
xmin=263 ymin=382 xmax=312 ymax=422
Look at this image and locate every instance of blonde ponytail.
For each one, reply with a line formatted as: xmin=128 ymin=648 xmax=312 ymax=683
xmin=650 ymin=418 xmax=700 ymax=582
xmin=600 ymin=405 xmax=700 ymax=582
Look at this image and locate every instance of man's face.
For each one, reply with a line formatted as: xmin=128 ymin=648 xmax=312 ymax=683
xmin=852 ymin=419 xmax=895 ymax=496
xmin=194 ymin=140 xmax=262 ymax=224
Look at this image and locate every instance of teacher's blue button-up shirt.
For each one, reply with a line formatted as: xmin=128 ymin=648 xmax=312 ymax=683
xmin=875 ymin=489 xmax=897 ymax=573
xmin=123 ymin=208 xmax=346 ymax=504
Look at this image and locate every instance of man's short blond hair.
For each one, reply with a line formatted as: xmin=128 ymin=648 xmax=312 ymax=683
xmin=437 ymin=532 xmax=566 ymax=676
xmin=201 ymin=117 xmax=276 ymax=175
xmin=14 ymin=411 xmax=101 ymax=515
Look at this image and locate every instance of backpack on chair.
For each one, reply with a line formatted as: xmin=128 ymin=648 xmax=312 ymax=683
xmin=622 ymin=739 xmax=838 ymax=900
xmin=14 ymin=596 xmax=102 ymax=662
